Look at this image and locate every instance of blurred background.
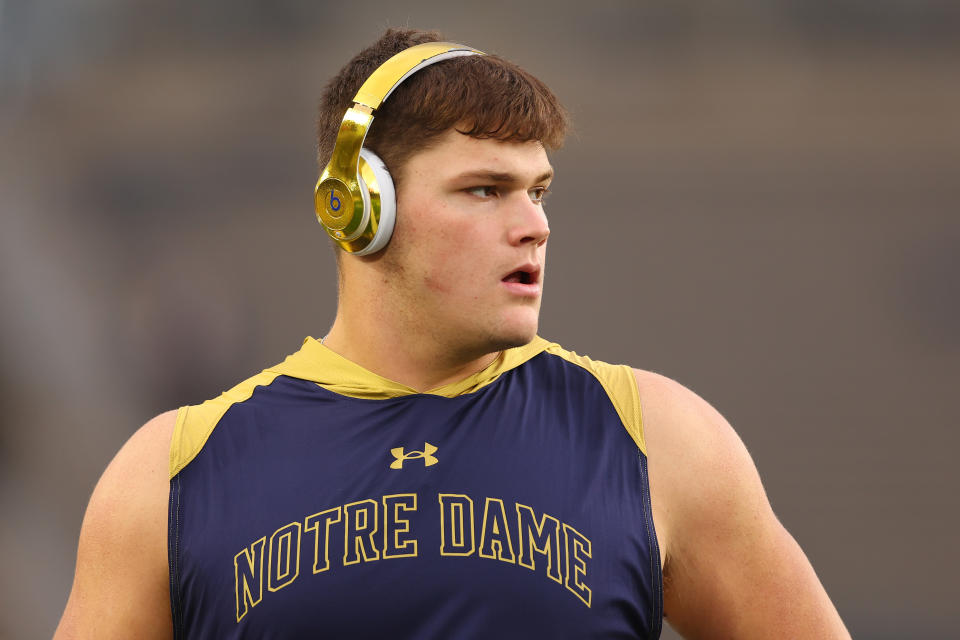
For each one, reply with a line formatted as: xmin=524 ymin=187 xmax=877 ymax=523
xmin=1 ymin=0 xmax=957 ymax=637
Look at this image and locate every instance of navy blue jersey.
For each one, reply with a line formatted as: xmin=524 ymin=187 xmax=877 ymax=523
xmin=168 ymin=336 xmax=662 ymax=638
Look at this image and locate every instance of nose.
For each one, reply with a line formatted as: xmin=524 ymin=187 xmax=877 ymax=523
xmin=506 ymin=193 xmax=550 ymax=247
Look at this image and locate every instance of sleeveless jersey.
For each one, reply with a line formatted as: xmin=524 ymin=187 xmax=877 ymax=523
xmin=168 ymin=336 xmax=662 ymax=639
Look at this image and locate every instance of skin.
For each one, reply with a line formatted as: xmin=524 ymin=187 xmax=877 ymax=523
xmin=56 ymin=129 xmax=850 ymax=639
xmin=323 ymin=130 xmax=554 ymax=390
xmin=55 ymin=411 xmax=174 ymax=639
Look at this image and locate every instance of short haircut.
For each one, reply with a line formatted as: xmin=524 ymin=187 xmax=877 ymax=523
xmin=316 ymin=28 xmax=569 ymax=187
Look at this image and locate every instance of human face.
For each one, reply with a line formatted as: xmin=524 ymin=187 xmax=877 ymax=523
xmin=382 ymin=130 xmax=553 ymax=354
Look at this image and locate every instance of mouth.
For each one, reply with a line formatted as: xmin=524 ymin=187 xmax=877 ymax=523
xmin=501 ymin=264 xmax=541 ymax=294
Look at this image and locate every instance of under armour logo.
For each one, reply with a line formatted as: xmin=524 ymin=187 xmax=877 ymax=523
xmin=390 ymin=442 xmax=438 ymax=469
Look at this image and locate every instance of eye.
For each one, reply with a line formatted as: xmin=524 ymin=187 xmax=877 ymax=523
xmin=528 ymin=187 xmax=550 ymax=204
xmin=465 ymin=186 xmax=498 ymax=199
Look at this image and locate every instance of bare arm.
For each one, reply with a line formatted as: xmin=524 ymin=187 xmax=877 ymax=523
xmin=55 ymin=411 xmax=176 ymax=640
xmin=636 ymin=370 xmax=850 ymax=639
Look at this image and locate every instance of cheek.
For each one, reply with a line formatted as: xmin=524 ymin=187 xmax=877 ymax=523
xmin=395 ymin=196 xmax=487 ymax=297
xmin=421 ymin=231 xmax=470 ymax=294
xmin=395 ymin=204 xmax=462 ymax=293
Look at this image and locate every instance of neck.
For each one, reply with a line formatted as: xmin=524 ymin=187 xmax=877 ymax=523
xmin=323 ymin=287 xmax=500 ymax=393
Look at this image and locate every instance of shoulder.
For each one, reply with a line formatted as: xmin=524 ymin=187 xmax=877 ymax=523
xmin=630 ymin=368 xmax=763 ymax=552
xmin=55 ymin=411 xmax=177 ymax=639
xmin=82 ymin=408 xmax=176 ymax=554
xmin=631 ymin=368 xmax=850 ymax=638
xmin=84 ymin=410 xmax=177 ymax=531
xmin=540 ymin=342 xmax=646 ymax=453
xmin=536 ymin=343 xmax=736 ymax=461
xmin=112 ymin=409 xmax=178 ymax=476
xmin=538 ymin=342 xmax=742 ymax=463
xmin=73 ymin=410 xmax=176 ymax=561
xmin=99 ymin=410 xmax=177 ymax=503
xmin=632 ymin=368 xmax=750 ymax=475
xmin=632 ymin=368 xmax=750 ymax=481
xmin=79 ymin=409 xmax=176 ymax=558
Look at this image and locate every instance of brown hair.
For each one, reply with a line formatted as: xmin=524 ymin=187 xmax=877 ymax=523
xmin=316 ymin=28 xmax=569 ymax=186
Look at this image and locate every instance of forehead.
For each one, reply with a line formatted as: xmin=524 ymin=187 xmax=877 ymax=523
xmin=405 ymin=129 xmax=552 ymax=183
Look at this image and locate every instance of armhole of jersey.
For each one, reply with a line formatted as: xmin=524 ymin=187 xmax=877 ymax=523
xmin=544 ymin=344 xmax=647 ymax=456
xmin=168 ymin=370 xmax=283 ymax=479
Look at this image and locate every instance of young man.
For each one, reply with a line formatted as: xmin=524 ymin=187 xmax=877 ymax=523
xmin=56 ymin=29 xmax=850 ymax=639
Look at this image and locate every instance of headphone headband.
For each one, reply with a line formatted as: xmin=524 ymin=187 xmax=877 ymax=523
xmin=315 ymin=42 xmax=486 ymax=255
xmin=353 ymin=42 xmax=485 ymax=110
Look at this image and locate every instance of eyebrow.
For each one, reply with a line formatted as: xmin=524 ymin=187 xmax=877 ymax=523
xmin=450 ymin=168 xmax=554 ymax=185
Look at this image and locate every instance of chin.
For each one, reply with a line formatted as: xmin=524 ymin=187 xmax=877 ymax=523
xmin=493 ymin=332 xmax=536 ymax=352
xmin=488 ymin=315 xmax=540 ymax=351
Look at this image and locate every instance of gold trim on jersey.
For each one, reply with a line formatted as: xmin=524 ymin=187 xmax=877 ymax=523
xmin=278 ymin=335 xmax=551 ymax=400
xmin=169 ymin=336 xmax=647 ymax=479
xmin=542 ymin=344 xmax=647 ymax=456
xmin=170 ymin=369 xmax=285 ymax=478
xmin=170 ymin=337 xmax=549 ymax=478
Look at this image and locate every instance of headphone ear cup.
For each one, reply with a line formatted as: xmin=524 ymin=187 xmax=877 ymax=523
xmin=354 ymin=148 xmax=396 ymax=256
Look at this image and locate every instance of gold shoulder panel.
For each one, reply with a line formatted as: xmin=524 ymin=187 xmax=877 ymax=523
xmin=169 ymin=369 xmax=282 ymax=479
xmin=544 ymin=343 xmax=647 ymax=456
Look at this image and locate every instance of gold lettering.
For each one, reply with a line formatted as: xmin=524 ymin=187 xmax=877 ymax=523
xmin=563 ymin=523 xmax=593 ymax=607
xmin=344 ymin=499 xmax=380 ymax=565
xmin=478 ymin=497 xmax=516 ymax=563
xmin=383 ymin=494 xmax=418 ymax=559
xmin=304 ymin=507 xmax=342 ymax=574
xmin=267 ymin=522 xmax=302 ymax=592
xmin=516 ymin=504 xmax=562 ymax=583
xmin=439 ymin=494 xmax=475 ymax=556
xmin=234 ymin=536 xmax=266 ymax=622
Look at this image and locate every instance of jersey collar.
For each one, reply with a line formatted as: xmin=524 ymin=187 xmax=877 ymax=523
xmin=268 ymin=336 xmax=551 ymax=399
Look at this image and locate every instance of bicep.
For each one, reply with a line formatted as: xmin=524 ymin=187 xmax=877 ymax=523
xmin=55 ymin=411 xmax=176 ymax=640
xmin=665 ymin=466 xmax=842 ymax=638
xmin=638 ymin=371 xmax=849 ymax=639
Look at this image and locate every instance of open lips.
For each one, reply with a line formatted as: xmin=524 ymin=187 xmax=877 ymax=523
xmin=502 ymin=264 xmax=541 ymax=285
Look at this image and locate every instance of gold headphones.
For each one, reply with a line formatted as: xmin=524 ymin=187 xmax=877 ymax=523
xmin=315 ymin=42 xmax=486 ymax=255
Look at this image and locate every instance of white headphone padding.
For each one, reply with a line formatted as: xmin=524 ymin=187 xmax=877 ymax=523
xmin=354 ymin=148 xmax=396 ymax=256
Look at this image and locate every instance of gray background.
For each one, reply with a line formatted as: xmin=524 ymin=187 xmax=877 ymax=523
xmin=2 ymin=1 xmax=958 ymax=638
